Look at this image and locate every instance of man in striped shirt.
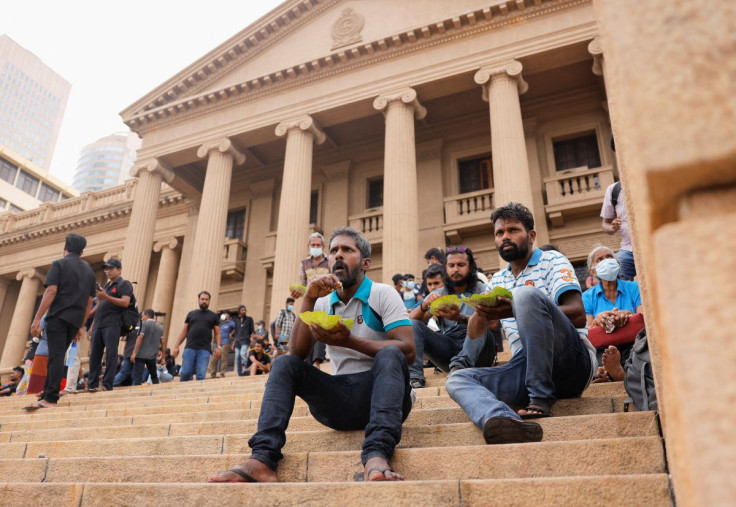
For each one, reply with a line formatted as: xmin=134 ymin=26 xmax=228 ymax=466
xmin=446 ymin=203 xmax=596 ymax=444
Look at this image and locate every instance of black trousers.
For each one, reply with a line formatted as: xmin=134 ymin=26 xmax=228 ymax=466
xmin=132 ymin=357 xmax=159 ymax=385
xmin=88 ymin=326 xmax=121 ymax=390
xmin=43 ymin=316 xmax=78 ymax=403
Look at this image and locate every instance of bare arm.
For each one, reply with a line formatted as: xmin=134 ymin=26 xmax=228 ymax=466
xmin=95 ymin=290 xmax=130 ymax=307
xmin=602 ymin=217 xmax=621 ymax=235
xmin=288 ymin=274 xmax=343 ymax=359
xmin=30 ymin=285 xmax=57 ymax=337
xmin=171 ymin=323 xmax=189 ymax=357
xmin=131 ymin=332 xmax=145 ymax=362
xmin=308 ymin=323 xmax=416 ymax=364
xmin=408 ymin=292 xmax=442 ymax=322
xmin=558 ymin=290 xmax=587 ymax=328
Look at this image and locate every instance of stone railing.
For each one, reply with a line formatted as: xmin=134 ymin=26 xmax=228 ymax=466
xmin=222 ymin=237 xmax=247 ymax=280
xmin=544 ymin=166 xmax=615 ymax=226
xmin=444 ymin=188 xmax=495 ymax=226
xmin=349 ymin=208 xmax=383 ymax=243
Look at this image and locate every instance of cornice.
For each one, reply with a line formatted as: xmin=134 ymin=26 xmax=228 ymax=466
xmin=125 ymin=0 xmax=591 ymax=135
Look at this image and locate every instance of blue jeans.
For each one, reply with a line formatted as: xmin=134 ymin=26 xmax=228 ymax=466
xmin=113 ymin=358 xmax=133 ymax=386
xmin=179 ymin=348 xmax=210 ymax=381
xmin=616 ymin=249 xmax=636 ymax=280
xmin=446 ymin=287 xmax=592 ymax=427
xmin=248 ymin=346 xmax=412 ymax=471
xmin=408 ymin=320 xmax=488 ymax=381
xmin=236 ymin=344 xmax=248 ymax=376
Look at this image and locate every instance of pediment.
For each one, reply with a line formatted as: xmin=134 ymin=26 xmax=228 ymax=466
xmin=122 ymin=0 xmax=576 ymax=130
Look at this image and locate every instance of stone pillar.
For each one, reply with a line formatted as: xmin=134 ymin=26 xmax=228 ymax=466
xmin=475 ymin=61 xmax=539 ymax=221
xmin=189 ymin=139 xmax=245 ymax=311
xmin=121 ymin=159 xmax=174 ymax=305
xmin=151 ymin=238 xmax=180 ymax=337
xmin=0 ymin=268 xmax=43 ymax=368
xmin=269 ymin=116 xmax=326 ymax=320
xmin=373 ymin=88 xmax=426 ymax=283
xmin=168 ymin=203 xmax=200 ymax=350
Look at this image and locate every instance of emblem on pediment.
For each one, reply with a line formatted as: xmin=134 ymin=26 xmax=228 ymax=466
xmin=331 ymin=8 xmax=364 ymax=50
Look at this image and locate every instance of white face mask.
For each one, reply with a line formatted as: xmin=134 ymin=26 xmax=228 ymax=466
xmin=257 ymin=325 xmax=263 ymax=331
xmin=310 ymin=247 xmax=323 ymax=258
xmin=287 ymin=305 xmax=294 ymax=312
xmin=406 ymin=281 xmax=416 ymax=290
xmin=595 ymin=258 xmax=621 ymax=281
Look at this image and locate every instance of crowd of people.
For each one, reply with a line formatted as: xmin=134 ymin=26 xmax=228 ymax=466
xmin=2 ymin=188 xmax=643 ymax=484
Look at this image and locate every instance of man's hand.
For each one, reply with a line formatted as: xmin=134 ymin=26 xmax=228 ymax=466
xmin=30 ymin=318 xmax=42 ymax=339
xmin=611 ymin=216 xmax=622 ymax=232
xmin=435 ymin=304 xmax=462 ymax=321
xmin=290 ymin=289 xmax=304 ymax=300
xmin=593 ymin=309 xmax=616 ymax=328
xmin=611 ymin=310 xmax=632 ymax=327
xmin=305 ymin=274 xmax=342 ymax=299
xmin=75 ymin=329 xmax=83 ymax=342
xmin=474 ymin=297 xmax=514 ymax=322
xmin=130 ymin=353 xmax=136 ymax=363
xmin=309 ymin=322 xmax=351 ymax=347
xmin=213 ymin=348 xmax=222 ymax=360
xmin=95 ymin=289 xmax=107 ymax=301
xmin=420 ymin=292 xmax=442 ymax=311
xmin=172 ymin=345 xmax=180 ymax=358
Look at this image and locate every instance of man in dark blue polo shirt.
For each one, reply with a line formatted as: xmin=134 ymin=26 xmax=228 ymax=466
xmin=24 ymin=234 xmax=96 ymax=410
xmin=87 ymin=258 xmax=134 ymax=392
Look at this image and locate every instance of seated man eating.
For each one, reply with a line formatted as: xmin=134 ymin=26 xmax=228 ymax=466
xmin=446 ymin=202 xmax=596 ymax=443
xmin=209 ymin=226 xmax=415 ymax=483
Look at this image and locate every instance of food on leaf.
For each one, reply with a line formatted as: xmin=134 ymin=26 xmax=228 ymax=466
xmin=429 ymin=295 xmax=461 ymax=316
xmin=459 ymin=287 xmax=513 ymax=308
xmin=289 ymin=284 xmax=307 ymax=295
xmin=299 ymin=311 xmax=354 ymax=330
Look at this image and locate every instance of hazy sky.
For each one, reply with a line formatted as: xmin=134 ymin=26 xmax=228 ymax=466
xmin=1 ymin=0 xmax=283 ymax=186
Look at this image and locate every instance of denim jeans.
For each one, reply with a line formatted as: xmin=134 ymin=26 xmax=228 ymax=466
xmin=88 ymin=326 xmax=121 ymax=391
xmin=616 ymin=249 xmax=636 ymax=280
xmin=446 ymin=286 xmax=593 ymax=428
xmin=113 ymin=358 xmax=133 ymax=387
xmin=248 ymin=346 xmax=412 ymax=471
xmin=43 ymin=316 xmax=78 ymax=403
xmin=236 ymin=344 xmax=248 ymax=376
xmin=179 ymin=348 xmax=210 ymax=381
xmin=408 ymin=320 xmax=488 ymax=381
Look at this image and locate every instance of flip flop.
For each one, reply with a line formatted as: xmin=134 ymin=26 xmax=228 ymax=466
xmin=519 ymin=405 xmax=551 ymax=419
xmin=209 ymin=468 xmax=258 ymax=483
xmin=23 ymin=401 xmax=46 ymax=411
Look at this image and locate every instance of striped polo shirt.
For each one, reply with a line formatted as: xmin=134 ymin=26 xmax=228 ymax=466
xmin=314 ymin=276 xmax=411 ymax=375
xmin=490 ymin=248 xmax=595 ymax=368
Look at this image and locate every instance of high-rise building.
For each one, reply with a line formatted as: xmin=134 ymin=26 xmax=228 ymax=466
xmin=0 ymin=35 xmax=70 ymax=171
xmin=72 ymin=132 xmax=141 ymax=193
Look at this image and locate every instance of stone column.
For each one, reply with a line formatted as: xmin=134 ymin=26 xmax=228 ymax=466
xmin=121 ymin=159 xmax=174 ymax=305
xmin=151 ymin=238 xmax=180 ymax=337
xmin=189 ymin=139 xmax=245 ymax=310
xmin=0 ymin=268 xmax=43 ymax=368
xmin=168 ymin=202 xmax=200 ymax=350
xmin=373 ymin=88 xmax=426 ymax=283
xmin=475 ymin=61 xmax=538 ymax=219
xmin=269 ymin=115 xmax=325 ymax=321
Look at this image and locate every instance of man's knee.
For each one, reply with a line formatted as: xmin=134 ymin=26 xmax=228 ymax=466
xmin=375 ymin=345 xmax=404 ymax=364
xmin=512 ymin=286 xmax=549 ymax=309
xmin=271 ymin=354 xmax=306 ymax=375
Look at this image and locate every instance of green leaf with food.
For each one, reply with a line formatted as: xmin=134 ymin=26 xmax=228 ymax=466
xmin=289 ymin=284 xmax=307 ymax=295
xmin=460 ymin=287 xmax=513 ymax=308
xmin=429 ymin=294 xmax=461 ymax=316
xmin=299 ymin=311 xmax=354 ymax=330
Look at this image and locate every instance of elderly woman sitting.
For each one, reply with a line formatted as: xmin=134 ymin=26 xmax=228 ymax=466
xmin=582 ymin=245 xmax=644 ymax=382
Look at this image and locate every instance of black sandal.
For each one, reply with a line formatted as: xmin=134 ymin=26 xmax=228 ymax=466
xmin=519 ymin=405 xmax=551 ymax=419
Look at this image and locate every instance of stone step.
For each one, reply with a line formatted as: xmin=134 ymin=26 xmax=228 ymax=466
xmin=0 ymin=474 xmax=673 ymax=506
xmin=0 ymin=436 xmax=664 ymax=482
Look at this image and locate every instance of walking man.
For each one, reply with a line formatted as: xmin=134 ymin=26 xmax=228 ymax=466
xmin=130 ymin=309 xmax=165 ymax=386
xmin=172 ymin=291 xmax=221 ymax=381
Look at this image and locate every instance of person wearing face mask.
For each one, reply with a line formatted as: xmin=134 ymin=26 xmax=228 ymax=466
xmin=401 ymin=274 xmax=421 ymax=310
xmin=582 ymin=245 xmax=644 ymax=381
xmin=274 ymin=298 xmax=296 ymax=353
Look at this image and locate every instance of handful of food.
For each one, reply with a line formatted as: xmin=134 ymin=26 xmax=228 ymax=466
xmin=428 ymin=295 xmax=461 ymax=316
xmin=459 ymin=287 xmax=513 ymax=308
xmin=299 ymin=311 xmax=354 ymax=330
xmin=289 ymin=284 xmax=307 ymax=296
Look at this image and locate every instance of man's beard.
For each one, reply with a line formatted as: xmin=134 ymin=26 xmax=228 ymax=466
xmin=498 ymin=239 xmax=530 ymax=262
xmin=331 ymin=260 xmax=361 ymax=289
xmin=199 ymin=303 xmax=209 ymax=310
xmin=444 ymin=269 xmax=476 ymax=292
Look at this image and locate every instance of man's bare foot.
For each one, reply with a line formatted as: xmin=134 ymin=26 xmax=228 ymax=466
xmin=591 ymin=366 xmax=611 ymax=383
xmin=23 ymin=400 xmax=57 ymax=410
xmin=364 ymin=456 xmax=403 ymax=481
xmin=601 ymin=346 xmax=625 ymax=381
xmin=207 ymin=458 xmax=279 ymax=483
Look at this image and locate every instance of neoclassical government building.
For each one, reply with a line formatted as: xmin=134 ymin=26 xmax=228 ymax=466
xmin=0 ymin=0 xmax=620 ymax=367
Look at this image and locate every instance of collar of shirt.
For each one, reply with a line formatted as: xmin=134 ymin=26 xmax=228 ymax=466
xmin=329 ymin=276 xmax=372 ymax=309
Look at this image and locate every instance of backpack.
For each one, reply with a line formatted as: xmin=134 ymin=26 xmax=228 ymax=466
xmin=610 ymin=181 xmax=622 ymax=209
xmin=120 ymin=283 xmax=140 ymax=335
xmin=623 ymin=326 xmax=658 ymax=412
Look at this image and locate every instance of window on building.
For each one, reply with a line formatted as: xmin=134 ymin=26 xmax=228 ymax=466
xmin=225 ymin=209 xmax=246 ymax=240
xmin=38 ymin=183 xmax=60 ymax=203
xmin=309 ymin=190 xmax=319 ymax=225
xmin=367 ymin=177 xmax=383 ymax=209
xmin=458 ymin=155 xmax=493 ymax=194
xmin=16 ymin=170 xmax=39 ymax=196
xmin=553 ymin=132 xmax=601 ymax=171
xmin=0 ymin=157 xmax=17 ymax=184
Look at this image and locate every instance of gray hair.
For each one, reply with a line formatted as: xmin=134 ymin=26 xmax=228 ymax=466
xmin=587 ymin=244 xmax=615 ymax=270
xmin=307 ymin=232 xmax=325 ymax=247
xmin=329 ymin=227 xmax=371 ymax=260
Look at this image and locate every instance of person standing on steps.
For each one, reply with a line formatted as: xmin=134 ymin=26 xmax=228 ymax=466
xmin=172 ymin=291 xmax=221 ymax=381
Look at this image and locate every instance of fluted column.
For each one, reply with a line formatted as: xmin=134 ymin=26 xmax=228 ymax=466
xmin=152 ymin=238 xmax=179 ymax=337
xmin=475 ymin=61 xmax=537 ymax=215
xmin=270 ymin=115 xmax=325 ymax=320
xmin=121 ymin=159 xmax=174 ymax=304
xmin=0 ymin=268 xmax=43 ymax=368
xmin=189 ymin=138 xmax=245 ymax=310
xmin=374 ymin=88 xmax=426 ymax=282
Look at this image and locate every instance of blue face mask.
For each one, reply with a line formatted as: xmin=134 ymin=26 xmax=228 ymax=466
xmin=310 ymin=247 xmax=323 ymax=258
xmin=286 ymin=305 xmax=294 ymax=312
xmin=595 ymin=258 xmax=620 ymax=281
xmin=406 ymin=281 xmax=416 ymax=290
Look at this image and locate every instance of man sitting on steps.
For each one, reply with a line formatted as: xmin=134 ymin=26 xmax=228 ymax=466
xmin=446 ymin=202 xmax=596 ymax=444
xmin=208 ymin=226 xmax=415 ymax=483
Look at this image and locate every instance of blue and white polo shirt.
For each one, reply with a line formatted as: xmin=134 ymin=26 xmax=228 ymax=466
xmin=313 ymin=276 xmax=411 ymax=375
xmin=490 ymin=248 xmax=595 ymax=367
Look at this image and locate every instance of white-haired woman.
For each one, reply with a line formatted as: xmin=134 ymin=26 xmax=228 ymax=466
xmin=583 ymin=245 xmax=644 ymax=382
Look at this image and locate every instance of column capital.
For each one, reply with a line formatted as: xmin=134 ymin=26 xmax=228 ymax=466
xmin=130 ymin=158 xmax=174 ymax=183
xmin=275 ymin=115 xmax=326 ymax=145
xmin=197 ymin=138 xmax=246 ymax=166
xmin=475 ymin=60 xmax=529 ymax=100
xmin=373 ymin=88 xmax=427 ymax=120
xmin=588 ymin=36 xmax=604 ymax=76
xmin=16 ymin=268 xmax=44 ymax=282
xmin=153 ymin=238 xmax=180 ymax=253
